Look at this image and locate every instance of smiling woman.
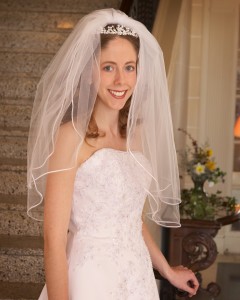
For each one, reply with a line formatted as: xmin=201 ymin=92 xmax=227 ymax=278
xmin=27 ymin=8 xmax=199 ymax=300
xmin=98 ymin=37 xmax=137 ymax=106
xmin=93 ymin=36 xmax=137 ymax=138
xmin=87 ymin=25 xmax=139 ymax=139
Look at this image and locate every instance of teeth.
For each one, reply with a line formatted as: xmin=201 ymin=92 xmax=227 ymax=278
xmin=110 ymin=90 xmax=126 ymax=97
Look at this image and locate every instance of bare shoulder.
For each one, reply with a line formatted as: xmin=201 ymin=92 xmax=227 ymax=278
xmin=77 ymin=138 xmax=98 ymax=166
xmin=57 ymin=121 xmax=80 ymax=144
xmin=49 ymin=121 xmax=81 ymax=170
xmin=55 ymin=122 xmax=99 ymax=168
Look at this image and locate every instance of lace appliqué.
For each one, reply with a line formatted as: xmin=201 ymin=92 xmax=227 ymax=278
xmin=67 ymin=149 xmax=158 ymax=299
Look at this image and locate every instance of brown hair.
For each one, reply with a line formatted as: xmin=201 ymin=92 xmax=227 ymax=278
xmin=86 ymin=25 xmax=140 ymax=139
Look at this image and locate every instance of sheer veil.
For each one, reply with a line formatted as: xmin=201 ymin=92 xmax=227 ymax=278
xmin=27 ymin=8 xmax=181 ymax=227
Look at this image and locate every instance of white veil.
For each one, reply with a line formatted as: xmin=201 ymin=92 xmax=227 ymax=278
xmin=27 ymin=8 xmax=181 ymax=227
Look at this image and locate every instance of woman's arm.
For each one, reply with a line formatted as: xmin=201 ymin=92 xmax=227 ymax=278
xmin=43 ymin=123 xmax=81 ymax=300
xmin=142 ymin=221 xmax=199 ymax=297
xmin=44 ymin=168 xmax=76 ymax=300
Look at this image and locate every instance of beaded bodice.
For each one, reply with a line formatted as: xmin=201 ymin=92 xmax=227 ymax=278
xmin=64 ymin=148 xmax=159 ymax=300
xmin=69 ymin=148 xmax=151 ymax=239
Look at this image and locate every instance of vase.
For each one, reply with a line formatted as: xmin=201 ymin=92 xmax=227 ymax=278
xmin=190 ymin=179 xmax=214 ymax=220
xmin=192 ymin=179 xmax=205 ymax=193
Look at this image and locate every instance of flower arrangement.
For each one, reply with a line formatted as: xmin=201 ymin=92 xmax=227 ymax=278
xmin=178 ymin=128 xmax=236 ymax=220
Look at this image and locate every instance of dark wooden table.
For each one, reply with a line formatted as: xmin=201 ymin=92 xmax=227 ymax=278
xmin=157 ymin=214 xmax=240 ymax=299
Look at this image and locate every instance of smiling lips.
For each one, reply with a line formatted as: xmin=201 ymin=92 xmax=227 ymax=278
xmin=109 ymin=89 xmax=127 ymax=99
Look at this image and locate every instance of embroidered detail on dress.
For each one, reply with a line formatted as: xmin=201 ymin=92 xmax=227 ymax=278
xmin=67 ymin=149 xmax=158 ymax=299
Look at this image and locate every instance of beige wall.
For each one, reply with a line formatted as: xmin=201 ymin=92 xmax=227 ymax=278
xmin=189 ymin=0 xmax=238 ymax=196
xmin=147 ymin=0 xmax=191 ymax=249
xmin=183 ymin=0 xmax=240 ymax=254
xmin=152 ymin=0 xmax=183 ymax=73
xmin=154 ymin=0 xmax=238 ymax=194
xmin=187 ymin=0 xmax=203 ymax=141
xmin=152 ymin=0 xmax=240 ymax=254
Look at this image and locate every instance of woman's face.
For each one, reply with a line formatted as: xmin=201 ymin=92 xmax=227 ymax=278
xmin=96 ymin=37 xmax=137 ymax=111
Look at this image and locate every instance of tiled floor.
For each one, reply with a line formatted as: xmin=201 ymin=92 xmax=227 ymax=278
xmin=216 ymin=262 xmax=240 ymax=300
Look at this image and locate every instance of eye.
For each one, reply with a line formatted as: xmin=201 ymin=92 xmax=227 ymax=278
xmin=125 ymin=65 xmax=135 ymax=72
xmin=103 ymin=65 xmax=113 ymax=72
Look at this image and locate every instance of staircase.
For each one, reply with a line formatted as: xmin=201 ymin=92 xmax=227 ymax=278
xmin=0 ymin=1 xmax=121 ymax=299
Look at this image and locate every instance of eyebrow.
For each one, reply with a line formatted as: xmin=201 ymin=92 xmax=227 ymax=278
xmin=101 ymin=61 xmax=136 ymax=65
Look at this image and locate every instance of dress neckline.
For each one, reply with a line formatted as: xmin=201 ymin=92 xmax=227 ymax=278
xmin=77 ymin=148 xmax=130 ymax=172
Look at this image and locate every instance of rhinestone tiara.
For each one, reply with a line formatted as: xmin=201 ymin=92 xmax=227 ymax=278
xmin=100 ymin=24 xmax=139 ymax=38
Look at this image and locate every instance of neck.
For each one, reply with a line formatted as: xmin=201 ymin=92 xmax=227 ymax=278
xmin=93 ymin=101 xmax=120 ymax=137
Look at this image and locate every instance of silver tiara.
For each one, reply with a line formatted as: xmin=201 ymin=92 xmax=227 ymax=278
xmin=100 ymin=24 xmax=139 ymax=38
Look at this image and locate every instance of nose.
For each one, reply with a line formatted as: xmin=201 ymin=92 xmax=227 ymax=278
xmin=114 ymin=68 xmax=125 ymax=85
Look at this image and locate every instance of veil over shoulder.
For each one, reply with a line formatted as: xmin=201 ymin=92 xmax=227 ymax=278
xmin=27 ymin=8 xmax=181 ymax=227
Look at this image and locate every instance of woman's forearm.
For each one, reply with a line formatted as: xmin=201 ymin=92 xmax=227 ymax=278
xmin=44 ymin=240 xmax=69 ymax=300
xmin=142 ymin=221 xmax=199 ymax=296
xmin=142 ymin=222 xmax=172 ymax=279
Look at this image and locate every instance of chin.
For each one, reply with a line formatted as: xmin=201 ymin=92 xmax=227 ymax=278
xmin=111 ymin=98 xmax=130 ymax=110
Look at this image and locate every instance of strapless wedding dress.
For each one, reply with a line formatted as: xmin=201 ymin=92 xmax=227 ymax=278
xmin=38 ymin=148 xmax=159 ymax=300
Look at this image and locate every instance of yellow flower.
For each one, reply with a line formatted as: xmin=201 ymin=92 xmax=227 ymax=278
xmin=206 ymin=160 xmax=216 ymax=171
xmin=206 ymin=148 xmax=213 ymax=157
xmin=194 ymin=163 xmax=205 ymax=175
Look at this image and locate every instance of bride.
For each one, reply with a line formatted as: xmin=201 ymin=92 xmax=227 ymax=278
xmin=27 ymin=8 xmax=199 ymax=300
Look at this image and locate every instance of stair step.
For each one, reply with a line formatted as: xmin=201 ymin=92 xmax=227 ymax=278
xmin=0 ymin=76 xmax=38 ymax=100
xmin=0 ymin=11 xmax=83 ymax=33
xmin=0 ymin=158 xmax=26 ymax=167
xmin=0 ymin=283 xmax=42 ymax=300
xmin=0 ymin=194 xmax=26 ymax=207
xmin=0 ymin=98 xmax=33 ymax=105
xmin=0 ymin=234 xmax=43 ymax=251
xmin=0 ymin=31 xmax=68 ymax=53
xmin=0 ymin=166 xmax=27 ymax=196
xmin=0 ymin=103 xmax=32 ymax=129
xmin=0 ymin=52 xmax=54 ymax=77
xmin=0 ymin=235 xmax=44 ymax=285
xmin=0 ymin=281 xmax=43 ymax=300
xmin=0 ymin=163 xmax=26 ymax=171
xmin=0 ymin=126 xmax=29 ymax=138
xmin=0 ymin=192 xmax=43 ymax=240
xmin=0 ymin=202 xmax=43 ymax=236
xmin=0 ymin=195 xmax=43 ymax=236
xmin=0 ymin=135 xmax=27 ymax=162
xmin=0 ymin=0 xmax=121 ymax=13
xmin=0 ymin=253 xmax=44 ymax=283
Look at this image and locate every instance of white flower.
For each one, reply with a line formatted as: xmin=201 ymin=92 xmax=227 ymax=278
xmin=208 ymin=181 xmax=215 ymax=187
xmin=194 ymin=163 xmax=205 ymax=175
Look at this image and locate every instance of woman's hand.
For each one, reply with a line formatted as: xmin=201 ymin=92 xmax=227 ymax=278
xmin=141 ymin=222 xmax=199 ymax=297
xmin=166 ymin=265 xmax=199 ymax=297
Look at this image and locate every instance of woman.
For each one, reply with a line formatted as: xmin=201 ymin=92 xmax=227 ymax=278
xmin=27 ymin=8 xmax=199 ymax=300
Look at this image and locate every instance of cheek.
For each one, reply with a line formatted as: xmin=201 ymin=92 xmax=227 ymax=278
xmin=98 ymin=79 xmax=106 ymax=91
xmin=99 ymin=73 xmax=112 ymax=87
xmin=130 ymin=73 xmax=137 ymax=88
